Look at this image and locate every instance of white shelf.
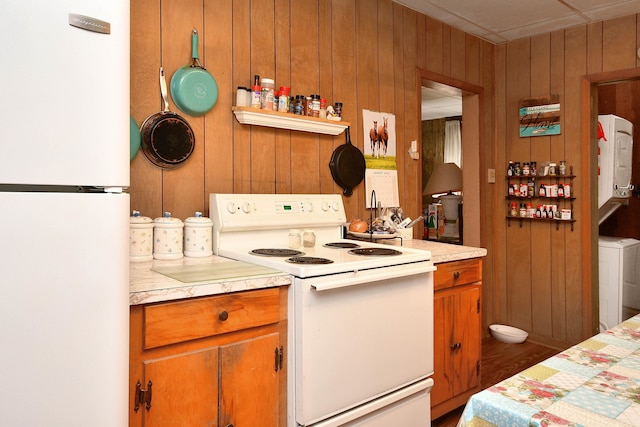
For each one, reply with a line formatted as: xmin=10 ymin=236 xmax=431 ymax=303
xmin=232 ymin=107 xmax=349 ymax=135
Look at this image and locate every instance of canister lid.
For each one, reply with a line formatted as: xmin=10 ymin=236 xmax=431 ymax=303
xmin=185 ymin=211 xmax=213 ymax=226
xmin=130 ymin=210 xmax=152 ymax=224
xmin=154 ymin=212 xmax=184 ymax=226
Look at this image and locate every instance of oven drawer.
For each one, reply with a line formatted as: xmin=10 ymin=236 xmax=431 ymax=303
xmin=143 ymin=288 xmax=280 ymax=349
xmin=434 ymin=258 xmax=482 ymax=291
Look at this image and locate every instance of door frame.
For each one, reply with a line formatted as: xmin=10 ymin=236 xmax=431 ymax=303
xmin=580 ymin=67 xmax=640 ymax=337
xmin=417 ymin=68 xmax=484 ymax=247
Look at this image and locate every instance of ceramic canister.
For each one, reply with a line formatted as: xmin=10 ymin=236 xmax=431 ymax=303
xmin=129 ymin=210 xmax=153 ymax=262
xmin=153 ymin=212 xmax=184 ymax=260
xmin=183 ymin=211 xmax=213 ymax=257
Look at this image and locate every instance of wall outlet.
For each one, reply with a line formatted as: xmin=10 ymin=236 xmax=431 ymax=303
xmin=488 ymin=168 xmax=496 ymax=183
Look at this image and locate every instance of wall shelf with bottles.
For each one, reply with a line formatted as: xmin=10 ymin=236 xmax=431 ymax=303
xmin=505 ymin=165 xmax=576 ymax=231
xmin=232 ymin=107 xmax=350 ymax=135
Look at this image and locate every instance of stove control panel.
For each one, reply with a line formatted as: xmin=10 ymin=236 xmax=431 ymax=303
xmin=210 ymin=193 xmax=347 ymax=231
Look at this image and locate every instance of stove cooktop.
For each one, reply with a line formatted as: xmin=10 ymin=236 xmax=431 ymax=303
xmin=218 ymin=239 xmax=431 ymax=278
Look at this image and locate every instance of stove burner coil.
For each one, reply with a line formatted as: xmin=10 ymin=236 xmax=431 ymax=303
xmin=348 ymin=248 xmax=402 ymax=256
xmin=285 ymin=256 xmax=334 ymax=264
xmin=323 ymin=242 xmax=360 ymax=249
xmin=250 ymin=248 xmax=305 ymax=257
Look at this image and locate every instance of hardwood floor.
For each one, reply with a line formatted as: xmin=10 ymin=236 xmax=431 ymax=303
xmin=431 ymin=336 xmax=560 ymax=427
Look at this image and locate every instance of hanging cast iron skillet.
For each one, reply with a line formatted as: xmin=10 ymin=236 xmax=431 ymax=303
xmin=170 ymin=29 xmax=218 ymax=117
xmin=140 ymin=67 xmax=195 ymax=169
xmin=329 ymin=127 xmax=365 ymax=196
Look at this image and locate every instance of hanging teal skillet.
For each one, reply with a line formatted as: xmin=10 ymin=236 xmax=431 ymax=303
xmin=170 ymin=29 xmax=218 ymax=117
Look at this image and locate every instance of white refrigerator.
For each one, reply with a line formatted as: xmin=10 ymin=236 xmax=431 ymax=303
xmin=0 ymin=0 xmax=130 ymax=426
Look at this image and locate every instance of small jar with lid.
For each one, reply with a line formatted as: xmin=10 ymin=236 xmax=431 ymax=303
xmin=153 ymin=212 xmax=184 ymax=260
xmin=559 ymin=160 xmax=566 ymax=176
xmin=236 ymin=86 xmax=248 ymax=107
xmin=260 ymin=78 xmax=275 ymax=110
xmin=303 ymin=229 xmax=316 ymax=248
xmin=311 ymin=95 xmax=321 ymax=117
xmin=129 ymin=210 xmax=153 ymax=262
xmin=334 ymin=102 xmax=343 ymax=118
xmin=288 ymin=229 xmax=302 ymax=249
xmin=183 ymin=212 xmax=213 ymax=257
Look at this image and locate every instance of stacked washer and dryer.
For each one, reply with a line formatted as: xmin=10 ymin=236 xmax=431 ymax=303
xmin=598 ymin=114 xmax=639 ymax=331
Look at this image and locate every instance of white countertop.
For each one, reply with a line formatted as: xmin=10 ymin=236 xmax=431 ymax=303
xmin=130 ymin=255 xmax=291 ymax=306
xmin=129 ymin=240 xmax=485 ymax=306
xmin=380 ymin=238 xmax=487 ymax=264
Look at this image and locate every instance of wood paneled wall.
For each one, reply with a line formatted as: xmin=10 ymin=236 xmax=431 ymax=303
xmin=129 ymin=0 xmax=494 ymax=232
xmin=493 ymin=15 xmax=640 ymax=347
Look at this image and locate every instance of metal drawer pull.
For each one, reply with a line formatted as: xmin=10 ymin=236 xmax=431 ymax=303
xmin=453 ymin=271 xmax=460 ymax=279
xmin=218 ymin=310 xmax=229 ymax=321
xmin=450 ymin=342 xmax=461 ymax=350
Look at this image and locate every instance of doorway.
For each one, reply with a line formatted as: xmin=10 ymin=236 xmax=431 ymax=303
xmin=418 ymin=69 xmax=483 ymax=247
xmin=581 ymin=68 xmax=640 ymax=335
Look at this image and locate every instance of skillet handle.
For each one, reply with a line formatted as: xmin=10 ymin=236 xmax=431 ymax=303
xmin=191 ymin=28 xmax=204 ymax=69
xmin=191 ymin=29 xmax=199 ymax=60
xmin=159 ymin=67 xmax=170 ymax=112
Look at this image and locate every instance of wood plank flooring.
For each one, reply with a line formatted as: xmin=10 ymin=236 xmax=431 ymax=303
xmin=432 ymin=336 xmax=561 ymax=427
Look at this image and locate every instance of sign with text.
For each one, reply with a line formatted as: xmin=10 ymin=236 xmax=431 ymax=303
xmin=519 ymin=95 xmax=561 ymax=137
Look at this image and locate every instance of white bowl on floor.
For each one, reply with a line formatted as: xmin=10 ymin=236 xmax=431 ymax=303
xmin=489 ymin=324 xmax=528 ymax=344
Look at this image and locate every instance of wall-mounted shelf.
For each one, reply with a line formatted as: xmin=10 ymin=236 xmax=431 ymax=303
xmin=506 ymin=165 xmax=576 ymax=231
xmin=232 ymin=107 xmax=350 ymax=135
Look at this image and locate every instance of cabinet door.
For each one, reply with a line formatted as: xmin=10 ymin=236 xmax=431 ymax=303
xmin=143 ymin=347 xmax=219 ymax=427
xmin=220 ymin=332 xmax=281 ymax=427
xmin=453 ymin=285 xmax=481 ymax=395
xmin=431 ymin=291 xmax=454 ymax=406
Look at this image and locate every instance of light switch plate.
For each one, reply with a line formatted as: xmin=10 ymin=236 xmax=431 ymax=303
xmin=488 ymin=168 xmax=496 ymax=183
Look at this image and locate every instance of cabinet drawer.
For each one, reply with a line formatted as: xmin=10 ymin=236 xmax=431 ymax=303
xmin=143 ymin=288 xmax=280 ymax=349
xmin=435 ymin=259 xmax=482 ymax=291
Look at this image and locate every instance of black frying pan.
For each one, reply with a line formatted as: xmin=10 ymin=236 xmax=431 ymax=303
xmin=140 ymin=67 xmax=195 ymax=169
xmin=329 ymin=127 xmax=365 ymax=196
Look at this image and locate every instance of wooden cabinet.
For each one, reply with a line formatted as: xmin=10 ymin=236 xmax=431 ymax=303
xmin=129 ymin=287 xmax=288 ymax=427
xmin=431 ymin=258 xmax=482 ymax=420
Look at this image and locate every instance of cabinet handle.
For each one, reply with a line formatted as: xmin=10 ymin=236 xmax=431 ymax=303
xmin=453 ymin=271 xmax=460 ymax=280
xmin=218 ymin=310 xmax=229 ymax=321
xmin=450 ymin=342 xmax=461 ymax=350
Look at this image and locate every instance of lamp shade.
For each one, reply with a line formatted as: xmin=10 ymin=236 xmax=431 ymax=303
xmin=423 ymin=162 xmax=462 ymax=196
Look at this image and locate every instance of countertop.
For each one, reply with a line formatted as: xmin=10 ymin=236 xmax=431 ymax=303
xmin=129 ymin=239 xmax=486 ymax=306
xmin=380 ymin=238 xmax=487 ymax=264
xmin=129 ymin=255 xmax=291 ymax=306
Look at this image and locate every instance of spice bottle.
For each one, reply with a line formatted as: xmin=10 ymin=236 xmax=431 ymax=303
xmin=260 ymin=78 xmax=275 ymax=110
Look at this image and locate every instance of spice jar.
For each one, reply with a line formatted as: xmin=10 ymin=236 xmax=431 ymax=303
xmin=236 ymin=86 xmax=248 ymax=107
xmin=559 ymin=160 xmax=566 ymax=176
xmin=260 ymin=78 xmax=275 ymax=110
xmin=303 ymin=229 xmax=316 ymax=248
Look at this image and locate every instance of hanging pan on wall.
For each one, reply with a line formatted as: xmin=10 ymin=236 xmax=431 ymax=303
xmin=329 ymin=127 xmax=365 ymax=196
xmin=140 ymin=67 xmax=195 ymax=170
xmin=170 ymin=29 xmax=218 ymax=117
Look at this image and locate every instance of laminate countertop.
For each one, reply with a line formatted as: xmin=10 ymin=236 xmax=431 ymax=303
xmin=381 ymin=238 xmax=487 ymax=264
xmin=129 ymin=256 xmax=291 ymax=306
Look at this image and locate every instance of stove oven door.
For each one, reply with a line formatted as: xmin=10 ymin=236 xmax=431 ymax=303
xmin=291 ymin=262 xmax=435 ymax=426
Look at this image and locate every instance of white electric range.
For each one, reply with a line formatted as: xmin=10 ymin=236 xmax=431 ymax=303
xmin=210 ymin=193 xmax=435 ymax=427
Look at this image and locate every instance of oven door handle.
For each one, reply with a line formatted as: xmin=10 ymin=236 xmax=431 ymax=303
xmin=310 ymin=263 xmax=435 ymax=292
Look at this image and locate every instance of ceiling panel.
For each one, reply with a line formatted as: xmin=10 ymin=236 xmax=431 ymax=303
xmin=394 ymin=0 xmax=640 ymax=44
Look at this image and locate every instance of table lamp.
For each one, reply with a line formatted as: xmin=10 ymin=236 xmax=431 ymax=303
xmin=423 ymin=162 xmax=463 ymax=237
